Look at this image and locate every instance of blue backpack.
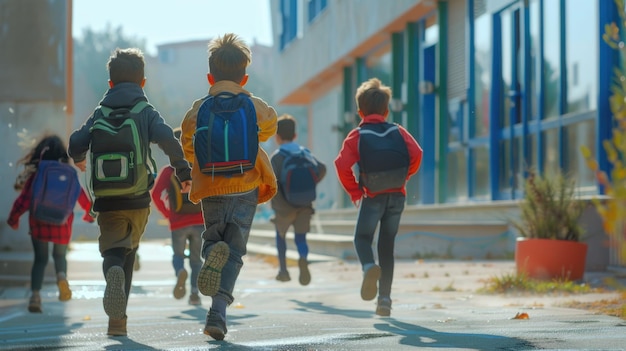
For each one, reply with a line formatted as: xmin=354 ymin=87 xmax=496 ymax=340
xmin=31 ymin=160 xmax=81 ymax=225
xmin=357 ymin=123 xmax=410 ymax=193
xmin=278 ymin=147 xmax=320 ymax=207
xmin=194 ymin=92 xmax=258 ymax=176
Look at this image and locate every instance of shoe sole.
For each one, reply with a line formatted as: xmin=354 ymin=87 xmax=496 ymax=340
xmin=173 ymin=269 xmax=188 ymax=299
xmin=276 ymin=273 xmax=291 ymax=282
xmin=204 ymin=326 xmax=225 ymax=341
xmin=103 ymin=266 xmax=126 ymax=320
xmin=376 ymin=306 xmax=391 ymax=316
xmin=360 ymin=265 xmax=381 ymax=301
xmin=188 ymin=297 xmax=202 ymax=306
xmin=298 ymin=258 xmax=311 ymax=286
xmin=197 ymin=242 xmax=230 ymax=296
xmin=28 ymin=299 xmax=42 ymax=313
xmin=107 ymin=318 xmax=128 ymax=336
xmin=57 ymin=279 xmax=72 ymax=301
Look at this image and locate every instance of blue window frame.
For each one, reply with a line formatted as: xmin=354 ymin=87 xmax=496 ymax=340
xmin=280 ymin=0 xmax=298 ymax=51
xmin=307 ymin=0 xmax=327 ymax=22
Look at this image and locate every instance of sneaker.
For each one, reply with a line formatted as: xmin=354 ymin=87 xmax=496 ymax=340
xmin=197 ymin=242 xmax=229 ymax=296
xmin=103 ymin=266 xmax=126 ymax=320
xmin=188 ymin=292 xmax=202 ymax=306
xmin=28 ymin=293 xmax=42 ymax=313
xmin=173 ymin=269 xmax=188 ymax=299
xmin=376 ymin=297 xmax=392 ymax=317
xmin=298 ymin=258 xmax=311 ymax=286
xmin=57 ymin=279 xmax=72 ymax=301
xmin=275 ymin=270 xmax=291 ymax=282
xmin=203 ymin=308 xmax=227 ymax=340
xmin=360 ymin=264 xmax=381 ymax=301
xmin=107 ymin=316 xmax=127 ymax=336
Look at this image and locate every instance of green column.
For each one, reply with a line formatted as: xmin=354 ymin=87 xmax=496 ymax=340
xmin=437 ymin=1 xmax=448 ymax=204
xmin=405 ymin=21 xmax=420 ymax=205
xmin=391 ymin=32 xmax=404 ymax=124
xmin=355 ymin=57 xmax=366 ymax=86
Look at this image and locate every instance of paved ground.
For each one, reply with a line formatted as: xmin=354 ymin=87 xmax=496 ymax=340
xmin=0 ymin=240 xmax=625 ymax=350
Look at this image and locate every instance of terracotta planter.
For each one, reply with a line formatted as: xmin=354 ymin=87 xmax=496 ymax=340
xmin=515 ymin=238 xmax=588 ymax=281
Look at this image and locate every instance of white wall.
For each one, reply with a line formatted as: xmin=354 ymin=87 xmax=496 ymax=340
xmin=271 ymin=0 xmax=422 ymax=103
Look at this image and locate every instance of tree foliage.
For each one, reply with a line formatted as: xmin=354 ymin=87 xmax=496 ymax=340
xmin=72 ymin=25 xmax=147 ymax=121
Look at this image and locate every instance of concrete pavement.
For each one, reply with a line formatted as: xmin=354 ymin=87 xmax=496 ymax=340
xmin=0 ymin=240 xmax=625 ymax=350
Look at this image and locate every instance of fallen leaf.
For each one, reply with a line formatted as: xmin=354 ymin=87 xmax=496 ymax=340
xmin=512 ymin=312 xmax=529 ymax=320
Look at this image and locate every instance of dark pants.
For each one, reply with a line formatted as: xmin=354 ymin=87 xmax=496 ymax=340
xmin=30 ymin=237 xmax=68 ymax=291
xmin=353 ymin=193 xmax=405 ymax=298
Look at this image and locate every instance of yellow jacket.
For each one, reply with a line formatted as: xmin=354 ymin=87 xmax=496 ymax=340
xmin=180 ymin=81 xmax=278 ymax=204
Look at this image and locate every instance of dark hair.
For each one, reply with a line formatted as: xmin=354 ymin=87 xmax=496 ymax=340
xmin=18 ymin=133 xmax=69 ymax=167
xmin=277 ymin=114 xmax=296 ymax=141
xmin=107 ymin=48 xmax=145 ymax=85
xmin=208 ymin=33 xmax=251 ymax=83
xmin=355 ymin=78 xmax=392 ymax=116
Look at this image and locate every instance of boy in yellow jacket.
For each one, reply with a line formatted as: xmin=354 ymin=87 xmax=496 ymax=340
xmin=180 ymin=33 xmax=277 ymax=341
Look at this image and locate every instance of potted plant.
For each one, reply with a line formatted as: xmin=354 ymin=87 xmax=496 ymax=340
xmin=512 ymin=169 xmax=588 ymax=281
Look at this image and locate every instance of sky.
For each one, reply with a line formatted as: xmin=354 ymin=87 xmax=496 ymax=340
xmin=72 ymin=0 xmax=273 ymax=55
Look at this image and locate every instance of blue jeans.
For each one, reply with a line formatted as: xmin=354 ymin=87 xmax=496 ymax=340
xmin=31 ymin=237 xmax=67 ymax=291
xmin=354 ymin=193 xmax=405 ymax=298
xmin=200 ymin=188 xmax=258 ymax=304
xmin=172 ymin=225 xmax=204 ymax=290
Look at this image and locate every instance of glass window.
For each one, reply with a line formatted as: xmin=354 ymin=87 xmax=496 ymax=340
xmin=158 ymin=48 xmax=175 ymax=64
xmin=447 ymin=150 xmax=468 ymax=201
xmin=543 ymin=0 xmax=561 ymax=119
xmin=500 ymin=11 xmax=512 ymax=128
xmin=280 ymin=0 xmax=299 ymax=50
xmin=528 ymin=133 xmax=538 ymax=172
xmin=565 ymin=0 xmax=598 ymax=113
xmin=473 ymin=146 xmax=490 ymax=197
xmin=448 ymin=99 xmax=464 ymax=144
xmin=542 ymin=128 xmax=560 ymax=175
xmin=529 ymin=0 xmax=540 ymax=119
xmin=308 ymin=0 xmax=327 ymax=22
xmin=473 ymin=14 xmax=491 ymax=137
xmin=499 ymin=139 xmax=511 ymax=191
xmin=564 ymin=119 xmax=596 ymax=187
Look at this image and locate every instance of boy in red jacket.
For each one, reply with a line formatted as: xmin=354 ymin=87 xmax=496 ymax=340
xmin=151 ymin=128 xmax=204 ymax=306
xmin=334 ymin=78 xmax=423 ymax=317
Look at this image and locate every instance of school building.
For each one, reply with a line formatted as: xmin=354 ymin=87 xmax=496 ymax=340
xmin=267 ymin=0 xmax=623 ymax=269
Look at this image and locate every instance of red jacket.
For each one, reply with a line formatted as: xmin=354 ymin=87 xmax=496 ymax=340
xmin=150 ymin=166 xmax=204 ymax=231
xmin=334 ymin=114 xmax=423 ymax=202
xmin=7 ymin=174 xmax=94 ymax=245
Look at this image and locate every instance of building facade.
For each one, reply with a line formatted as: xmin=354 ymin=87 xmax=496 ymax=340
xmin=270 ymin=0 xmax=621 ymax=267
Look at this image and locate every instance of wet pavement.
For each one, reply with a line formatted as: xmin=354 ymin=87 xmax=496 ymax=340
xmin=0 ymin=240 xmax=625 ymax=350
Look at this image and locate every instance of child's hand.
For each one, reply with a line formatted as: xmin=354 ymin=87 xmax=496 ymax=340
xmin=7 ymin=220 xmax=18 ymax=230
xmin=74 ymin=160 xmax=87 ymax=172
xmin=82 ymin=212 xmax=95 ymax=223
xmin=353 ymin=199 xmax=361 ymax=208
xmin=180 ymin=180 xmax=192 ymax=193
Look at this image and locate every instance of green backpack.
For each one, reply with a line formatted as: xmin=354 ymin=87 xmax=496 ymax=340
xmin=89 ymin=101 xmax=157 ymax=197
